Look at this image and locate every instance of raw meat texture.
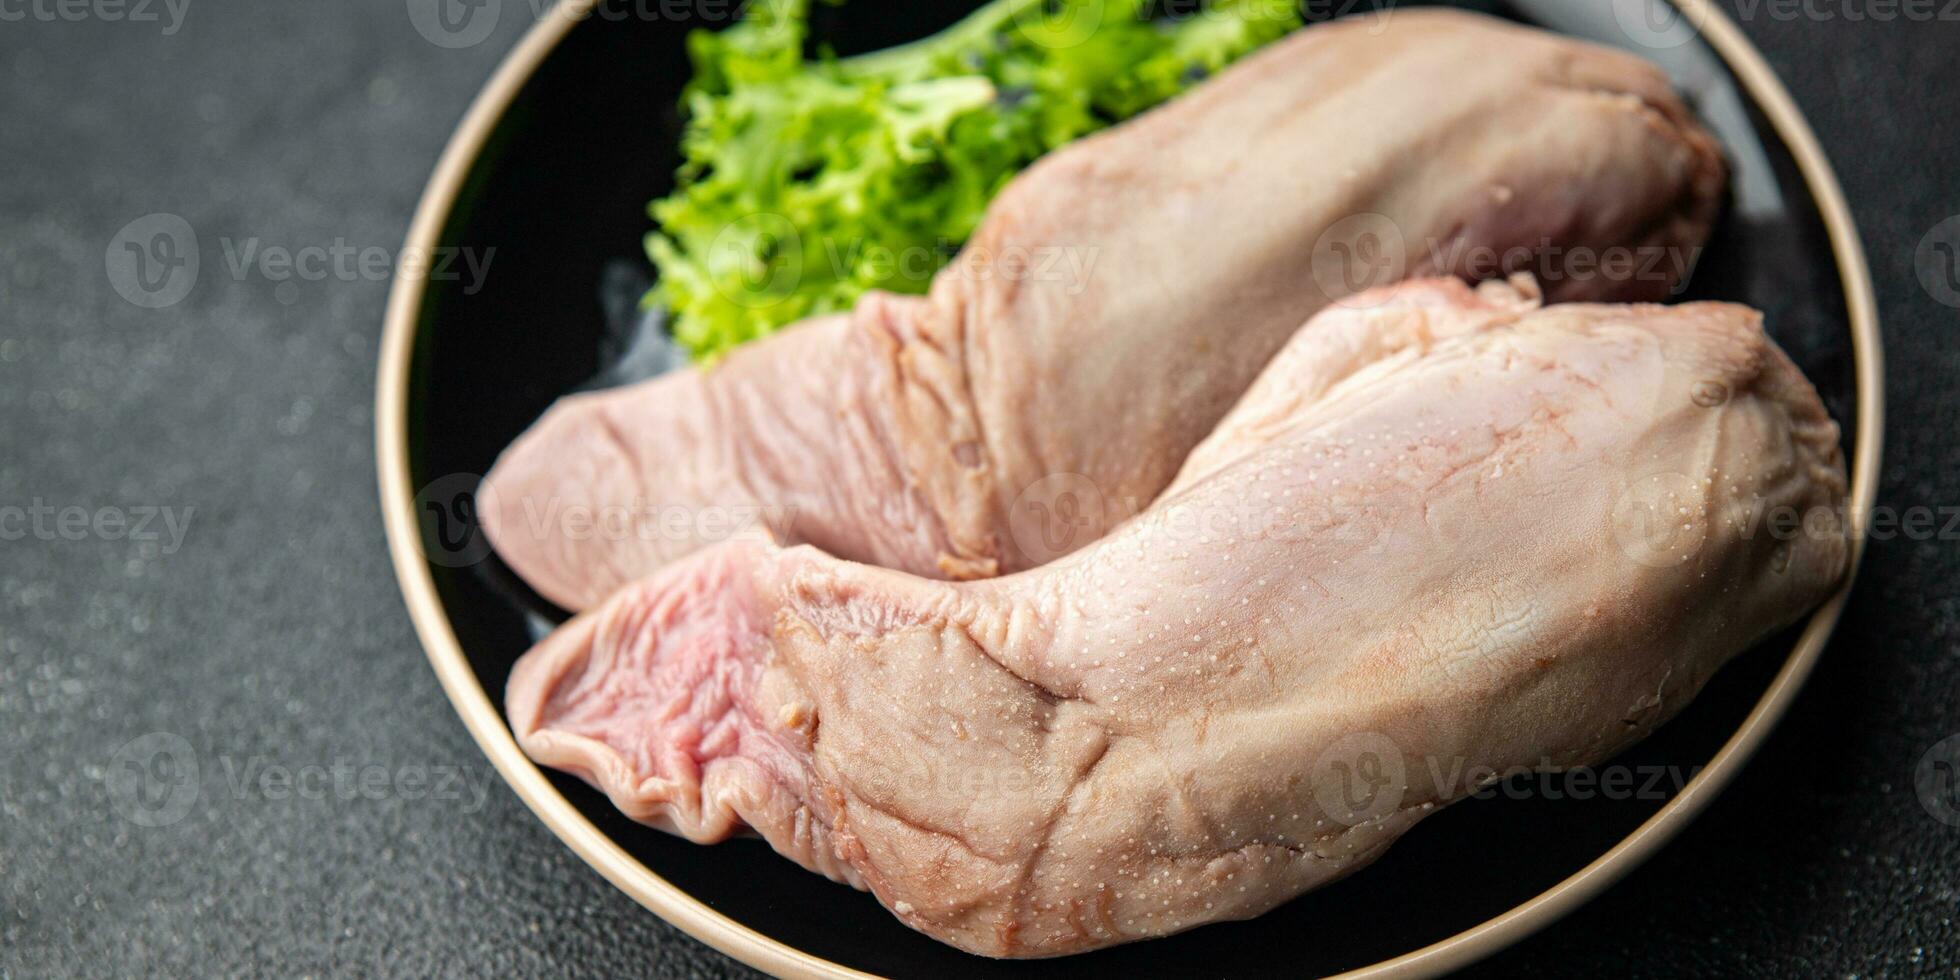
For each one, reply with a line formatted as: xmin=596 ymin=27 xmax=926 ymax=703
xmin=480 ymin=10 xmax=1728 ymax=610
xmin=506 ymin=278 xmax=1847 ymax=957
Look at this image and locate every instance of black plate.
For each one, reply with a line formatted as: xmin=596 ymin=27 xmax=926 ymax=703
xmin=400 ymin=1 xmax=1860 ymax=974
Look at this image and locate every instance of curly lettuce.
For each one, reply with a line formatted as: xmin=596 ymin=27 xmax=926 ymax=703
xmin=647 ymin=0 xmax=1301 ymax=360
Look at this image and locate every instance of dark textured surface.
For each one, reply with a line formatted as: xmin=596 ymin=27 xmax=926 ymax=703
xmin=0 ymin=1 xmax=1955 ymax=977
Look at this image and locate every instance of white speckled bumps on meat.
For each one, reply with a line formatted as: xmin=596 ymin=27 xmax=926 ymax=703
xmin=506 ymin=278 xmax=1848 ymax=957
xmin=478 ymin=9 xmax=1727 ymax=611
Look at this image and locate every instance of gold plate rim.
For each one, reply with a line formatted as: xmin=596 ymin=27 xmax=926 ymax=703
xmin=374 ymin=2 xmax=1885 ymax=976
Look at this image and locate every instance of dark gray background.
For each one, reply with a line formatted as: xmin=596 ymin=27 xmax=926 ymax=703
xmin=1 ymin=1 xmax=1956 ymax=976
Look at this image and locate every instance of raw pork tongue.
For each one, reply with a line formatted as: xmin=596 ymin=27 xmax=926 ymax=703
xmin=507 ymin=278 xmax=1847 ymax=957
xmin=480 ymin=9 xmax=1728 ymax=611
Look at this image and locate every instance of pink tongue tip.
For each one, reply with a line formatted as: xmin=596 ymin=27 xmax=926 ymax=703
xmin=504 ymin=544 xmax=785 ymax=841
xmin=475 ymin=398 xmax=641 ymax=614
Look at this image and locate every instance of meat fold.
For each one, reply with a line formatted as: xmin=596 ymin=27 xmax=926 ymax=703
xmin=507 ymin=277 xmax=1847 ymax=957
xmin=481 ymin=9 xmax=1728 ymax=610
